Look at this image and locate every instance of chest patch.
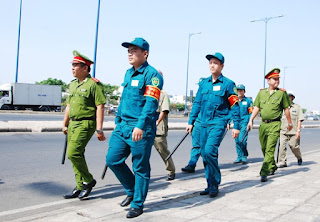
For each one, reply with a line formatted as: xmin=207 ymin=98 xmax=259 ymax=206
xmin=213 ymin=85 xmax=221 ymax=91
xmin=131 ymin=80 xmax=139 ymax=87
xmin=242 ymin=101 xmax=247 ymax=105
xmin=80 ymin=89 xmax=87 ymax=92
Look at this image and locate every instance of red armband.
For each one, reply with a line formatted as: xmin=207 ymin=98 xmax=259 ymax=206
xmin=228 ymin=95 xmax=239 ymax=108
xmin=248 ymin=106 xmax=253 ymax=114
xmin=144 ymin=85 xmax=161 ymax=100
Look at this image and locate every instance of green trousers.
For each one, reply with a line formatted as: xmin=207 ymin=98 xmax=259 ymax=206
xmin=67 ymin=120 xmax=96 ymax=190
xmin=259 ymin=121 xmax=280 ymax=176
xmin=154 ymin=136 xmax=175 ymax=175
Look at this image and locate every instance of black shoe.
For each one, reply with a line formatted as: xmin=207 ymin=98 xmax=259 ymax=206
xmin=120 ymin=195 xmax=133 ymax=207
xmin=209 ymin=190 xmax=219 ymax=198
xmin=126 ymin=208 xmax=143 ymax=218
xmin=298 ymin=158 xmax=302 ymax=165
xmin=233 ymin=159 xmax=242 ymax=164
xmin=166 ymin=174 xmax=175 ymax=181
xmin=269 ymin=170 xmax=276 ymax=175
xmin=261 ymin=176 xmax=268 ymax=182
xmin=200 ymin=188 xmax=209 ymax=196
xmin=78 ymin=179 xmax=96 ymax=200
xmin=279 ymin=164 xmax=287 ymax=168
xmin=181 ymin=165 xmax=195 ymax=173
xmin=63 ymin=187 xmax=81 ymax=199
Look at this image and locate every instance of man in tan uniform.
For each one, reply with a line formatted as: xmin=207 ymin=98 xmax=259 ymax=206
xmin=278 ymin=90 xmax=304 ymax=167
xmin=153 ymin=71 xmax=175 ymax=181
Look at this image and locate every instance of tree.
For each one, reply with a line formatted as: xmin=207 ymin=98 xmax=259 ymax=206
xmin=36 ymin=78 xmax=68 ymax=92
xmin=170 ymin=103 xmax=185 ymax=111
xmin=102 ymin=84 xmax=119 ymax=105
xmin=302 ymin=108 xmax=307 ymax=114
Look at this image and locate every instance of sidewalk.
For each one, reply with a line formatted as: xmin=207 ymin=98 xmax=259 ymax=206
xmin=2 ymin=150 xmax=320 ymax=222
xmin=0 ymin=120 xmax=319 ymax=132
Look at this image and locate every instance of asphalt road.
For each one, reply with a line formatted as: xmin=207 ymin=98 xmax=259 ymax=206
xmin=0 ymin=112 xmax=189 ymax=123
xmin=1 ymin=128 xmax=319 ymax=216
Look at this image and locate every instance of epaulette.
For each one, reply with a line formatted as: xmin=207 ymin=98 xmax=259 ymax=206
xmin=279 ymin=88 xmax=286 ymax=92
xmin=91 ymin=77 xmax=100 ymax=83
xmin=71 ymin=79 xmax=77 ymax=82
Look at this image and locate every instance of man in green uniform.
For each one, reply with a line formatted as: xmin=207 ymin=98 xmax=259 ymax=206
xmin=153 ymin=70 xmax=176 ymax=181
xmin=278 ymin=90 xmax=304 ymax=167
xmin=247 ymin=68 xmax=292 ymax=182
xmin=62 ymin=50 xmax=106 ymax=199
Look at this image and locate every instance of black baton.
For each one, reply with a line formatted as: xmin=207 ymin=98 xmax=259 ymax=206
xmin=165 ymin=132 xmax=189 ymax=161
xmin=101 ymin=164 xmax=108 ymax=180
xmin=276 ymin=138 xmax=280 ymax=163
xmin=61 ymin=134 xmax=68 ymax=165
xmin=241 ymin=128 xmax=250 ymax=144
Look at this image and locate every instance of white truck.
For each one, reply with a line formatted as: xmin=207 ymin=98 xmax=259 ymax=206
xmin=0 ymin=83 xmax=62 ymax=111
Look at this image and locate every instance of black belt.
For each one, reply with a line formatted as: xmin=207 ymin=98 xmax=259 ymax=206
xmin=262 ymin=118 xmax=281 ymax=123
xmin=71 ymin=117 xmax=95 ymax=121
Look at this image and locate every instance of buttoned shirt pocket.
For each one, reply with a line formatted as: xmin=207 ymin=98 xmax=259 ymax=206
xmin=130 ymin=80 xmax=145 ymax=99
xmin=259 ymin=100 xmax=266 ymax=109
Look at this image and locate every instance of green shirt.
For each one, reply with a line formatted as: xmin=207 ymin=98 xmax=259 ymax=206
xmin=68 ymin=74 xmax=106 ymax=119
xmin=254 ymin=88 xmax=291 ymax=121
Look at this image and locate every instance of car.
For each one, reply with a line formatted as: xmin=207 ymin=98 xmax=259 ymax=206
xmin=307 ymin=115 xmax=319 ymax=121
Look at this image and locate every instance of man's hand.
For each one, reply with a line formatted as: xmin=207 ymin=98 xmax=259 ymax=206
xmin=62 ymin=126 xmax=68 ymax=135
xmin=186 ymin=125 xmax=193 ymax=134
xmin=97 ymin=132 xmax=106 ymax=141
xmin=232 ymin=129 xmax=240 ymax=139
xmin=132 ymin=127 xmax=143 ymax=142
xmin=296 ymin=131 xmax=300 ymax=140
xmin=287 ymin=124 xmax=293 ymax=131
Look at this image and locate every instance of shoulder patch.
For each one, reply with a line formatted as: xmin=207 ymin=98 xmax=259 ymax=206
xmin=151 ymin=77 xmax=160 ymax=87
xmin=279 ymin=88 xmax=286 ymax=92
xmin=233 ymin=86 xmax=238 ymax=94
xmin=91 ymin=77 xmax=100 ymax=83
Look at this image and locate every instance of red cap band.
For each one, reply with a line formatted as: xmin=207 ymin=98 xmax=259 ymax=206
xmin=73 ymin=56 xmax=92 ymax=66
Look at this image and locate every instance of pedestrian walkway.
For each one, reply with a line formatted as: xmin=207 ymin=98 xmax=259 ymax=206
xmin=2 ymin=149 xmax=320 ymax=222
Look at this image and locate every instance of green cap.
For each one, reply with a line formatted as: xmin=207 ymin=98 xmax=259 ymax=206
xmin=72 ymin=50 xmax=94 ymax=66
xmin=265 ymin=68 xmax=280 ymax=79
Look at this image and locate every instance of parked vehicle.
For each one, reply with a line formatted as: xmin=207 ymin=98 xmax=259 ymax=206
xmin=306 ymin=115 xmax=319 ymax=121
xmin=0 ymin=83 xmax=61 ymax=111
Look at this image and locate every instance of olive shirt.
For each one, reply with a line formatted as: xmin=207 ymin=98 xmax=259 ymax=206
xmin=253 ymin=88 xmax=291 ymax=121
xmin=156 ymin=91 xmax=170 ymax=136
xmin=281 ymin=103 xmax=304 ymax=135
xmin=67 ymin=74 xmax=106 ymax=119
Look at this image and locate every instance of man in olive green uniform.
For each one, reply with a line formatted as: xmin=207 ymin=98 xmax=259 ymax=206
xmin=247 ymin=68 xmax=292 ymax=182
xmin=62 ymin=50 xmax=106 ymax=200
xmin=153 ymin=73 xmax=176 ymax=180
xmin=278 ymin=90 xmax=304 ymax=167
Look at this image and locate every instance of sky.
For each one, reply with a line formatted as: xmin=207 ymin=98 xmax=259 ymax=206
xmin=1 ymin=0 xmax=320 ymax=111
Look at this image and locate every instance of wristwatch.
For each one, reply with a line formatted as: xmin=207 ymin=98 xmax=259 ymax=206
xmin=96 ymin=129 xmax=103 ymax=134
xmin=288 ymin=123 xmax=293 ymax=127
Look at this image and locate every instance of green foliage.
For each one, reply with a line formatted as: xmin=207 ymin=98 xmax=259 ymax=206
xmin=102 ymin=84 xmax=119 ymax=105
xmin=170 ymin=103 xmax=185 ymax=111
xmin=302 ymin=108 xmax=307 ymax=113
xmin=36 ymin=78 xmax=68 ymax=92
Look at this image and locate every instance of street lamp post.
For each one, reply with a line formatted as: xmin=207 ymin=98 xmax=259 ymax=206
xmin=283 ymin=66 xmax=289 ymax=88
xmin=251 ymin=15 xmax=283 ymax=88
xmin=92 ymin=0 xmax=101 ymax=78
xmin=15 ymin=0 xmax=23 ymax=83
xmin=184 ymin=32 xmax=201 ymax=114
